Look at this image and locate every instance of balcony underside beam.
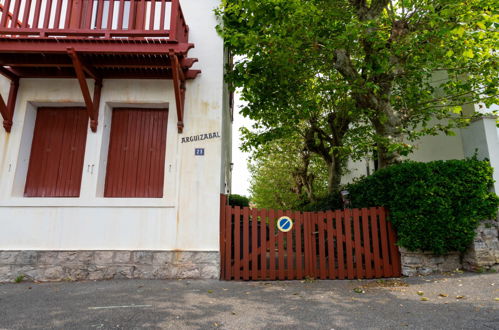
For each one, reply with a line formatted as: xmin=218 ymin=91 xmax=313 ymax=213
xmin=170 ymin=53 xmax=186 ymax=134
xmin=2 ymin=68 xmax=201 ymax=80
xmin=0 ymin=76 xmax=19 ymax=133
xmin=0 ymin=54 xmax=199 ymax=70
xmin=68 ymin=48 xmax=102 ymax=133
xmin=0 ymin=40 xmax=194 ymax=55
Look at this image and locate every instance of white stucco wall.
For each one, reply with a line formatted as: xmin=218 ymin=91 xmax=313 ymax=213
xmin=460 ymin=117 xmax=499 ymax=193
xmin=343 ymin=120 xmax=499 ymax=194
xmin=342 ymin=126 xmax=466 ymax=184
xmin=0 ymin=0 xmax=227 ymax=251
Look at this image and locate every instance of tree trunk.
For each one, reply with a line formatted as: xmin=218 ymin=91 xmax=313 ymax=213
xmin=304 ymin=122 xmax=347 ymax=195
xmin=292 ymin=149 xmax=317 ymax=203
xmin=326 ymin=157 xmax=342 ymax=194
xmin=369 ymin=100 xmax=405 ymax=168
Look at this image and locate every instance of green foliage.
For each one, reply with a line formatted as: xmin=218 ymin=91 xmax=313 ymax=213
xmin=217 ymin=0 xmax=499 ymax=168
xmin=346 ymin=158 xmax=499 ymax=254
xmin=228 ymin=194 xmax=251 ymax=207
xmin=249 ymin=136 xmax=329 ymax=209
xmin=14 ymin=275 xmax=25 ymax=283
xmin=301 ymin=192 xmax=343 ymax=212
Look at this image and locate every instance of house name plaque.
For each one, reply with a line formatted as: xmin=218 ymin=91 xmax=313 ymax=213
xmin=181 ymin=132 xmax=221 ymax=143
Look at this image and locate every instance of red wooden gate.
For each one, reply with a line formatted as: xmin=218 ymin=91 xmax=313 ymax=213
xmin=220 ymin=195 xmax=401 ymax=280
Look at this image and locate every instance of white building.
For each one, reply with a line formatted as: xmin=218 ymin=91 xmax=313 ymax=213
xmin=343 ymin=110 xmax=499 ymax=194
xmin=0 ymin=0 xmax=232 ymax=281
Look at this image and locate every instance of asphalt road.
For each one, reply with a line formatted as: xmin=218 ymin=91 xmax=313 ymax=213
xmin=0 ymin=272 xmax=498 ymax=329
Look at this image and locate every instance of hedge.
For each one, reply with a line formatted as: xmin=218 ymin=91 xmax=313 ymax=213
xmin=228 ymin=194 xmax=250 ymax=207
xmin=345 ymin=158 xmax=499 ymax=254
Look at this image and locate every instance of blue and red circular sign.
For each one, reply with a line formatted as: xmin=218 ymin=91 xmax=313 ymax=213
xmin=277 ymin=216 xmax=293 ymax=232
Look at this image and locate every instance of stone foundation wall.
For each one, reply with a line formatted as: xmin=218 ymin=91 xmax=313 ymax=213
xmin=400 ymin=217 xmax=499 ymax=276
xmin=0 ymin=251 xmax=219 ymax=282
xmin=399 ymin=248 xmax=461 ymax=276
xmin=463 ymin=219 xmax=499 ymax=272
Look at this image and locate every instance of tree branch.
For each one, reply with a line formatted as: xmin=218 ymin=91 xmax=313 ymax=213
xmin=351 ymin=0 xmax=390 ymax=20
xmin=333 ymin=49 xmax=360 ymax=83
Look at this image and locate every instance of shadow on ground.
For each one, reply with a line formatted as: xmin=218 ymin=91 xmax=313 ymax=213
xmin=0 ymin=272 xmax=498 ymax=329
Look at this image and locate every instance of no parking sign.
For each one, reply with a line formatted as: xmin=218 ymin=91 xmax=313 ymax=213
xmin=276 ymin=216 xmax=293 ymax=232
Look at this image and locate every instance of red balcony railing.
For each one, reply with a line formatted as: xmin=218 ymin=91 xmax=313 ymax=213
xmin=0 ymin=0 xmax=188 ymax=41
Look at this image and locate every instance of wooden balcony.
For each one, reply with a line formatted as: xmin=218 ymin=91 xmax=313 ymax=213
xmin=0 ymin=0 xmax=200 ymax=134
xmin=0 ymin=0 xmax=189 ymax=40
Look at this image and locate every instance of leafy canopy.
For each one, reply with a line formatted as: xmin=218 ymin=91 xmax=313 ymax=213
xmin=217 ymin=0 xmax=498 ymax=164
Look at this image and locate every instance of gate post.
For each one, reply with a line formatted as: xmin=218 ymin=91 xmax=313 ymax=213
xmin=219 ymin=194 xmax=227 ymax=280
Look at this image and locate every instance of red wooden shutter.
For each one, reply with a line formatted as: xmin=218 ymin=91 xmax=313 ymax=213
xmin=104 ymin=108 xmax=168 ymax=198
xmin=24 ymin=107 xmax=88 ymax=197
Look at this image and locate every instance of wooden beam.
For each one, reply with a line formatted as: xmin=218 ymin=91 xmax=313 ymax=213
xmin=91 ymin=78 xmax=102 ymax=132
xmin=0 ymin=54 xmax=198 ymax=70
xmin=0 ymin=40 xmax=194 ymax=55
xmin=0 ymin=77 xmax=19 ymax=132
xmin=5 ymin=68 xmax=201 ymax=80
xmin=67 ymin=48 xmax=101 ymax=132
xmin=170 ymin=53 xmax=185 ymax=133
xmin=0 ymin=66 xmax=17 ymax=80
xmin=67 ymin=50 xmax=100 ymax=80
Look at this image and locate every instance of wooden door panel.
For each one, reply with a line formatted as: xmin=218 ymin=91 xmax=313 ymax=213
xmin=24 ymin=107 xmax=88 ymax=197
xmin=104 ymin=108 xmax=168 ymax=197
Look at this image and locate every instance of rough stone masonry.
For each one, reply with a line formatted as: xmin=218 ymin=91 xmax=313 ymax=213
xmin=0 ymin=251 xmax=219 ymax=282
xmin=400 ymin=218 xmax=499 ymax=276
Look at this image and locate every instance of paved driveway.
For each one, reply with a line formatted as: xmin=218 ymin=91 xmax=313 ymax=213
xmin=0 ymin=272 xmax=498 ymax=329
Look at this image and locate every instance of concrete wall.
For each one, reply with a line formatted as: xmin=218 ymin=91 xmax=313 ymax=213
xmin=460 ymin=117 xmax=499 ymax=193
xmin=342 ymin=72 xmax=498 ymax=185
xmin=0 ymin=0 xmax=227 ymax=252
xmin=342 ymin=125 xmax=467 ymax=184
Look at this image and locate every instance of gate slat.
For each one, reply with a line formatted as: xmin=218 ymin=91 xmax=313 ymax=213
xmin=344 ymin=208 xmax=355 ymax=279
xmin=326 ymin=211 xmax=336 ymax=279
xmin=285 ymin=211 xmax=296 ymax=280
xmin=370 ymin=207 xmax=382 ymax=278
xmin=387 ymin=218 xmax=402 ymax=277
xmin=317 ymin=211 xmax=327 ymax=280
xmin=269 ymin=209 xmax=276 ymax=280
xmin=306 ymin=213 xmax=313 ymax=278
xmin=303 ymin=212 xmax=311 ymax=277
xmin=251 ymin=207 xmax=258 ymax=280
xmin=225 ymin=204 xmax=232 ymax=280
xmin=353 ymin=208 xmax=364 ymax=279
xmin=242 ymin=207 xmax=250 ymax=280
xmin=335 ymin=210 xmax=345 ymax=279
xmin=260 ymin=208 xmax=267 ymax=280
xmin=277 ymin=210 xmax=285 ymax=280
xmin=295 ymin=211 xmax=303 ymax=279
xmin=233 ymin=206 xmax=241 ymax=280
xmin=311 ymin=212 xmax=318 ymax=279
xmin=378 ymin=208 xmax=392 ymax=277
xmin=361 ymin=208 xmax=373 ymax=279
